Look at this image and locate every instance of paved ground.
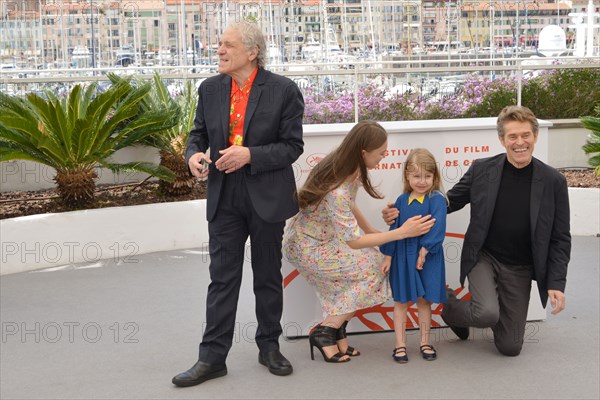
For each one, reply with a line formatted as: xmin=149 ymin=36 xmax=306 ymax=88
xmin=1 ymin=236 xmax=598 ymax=400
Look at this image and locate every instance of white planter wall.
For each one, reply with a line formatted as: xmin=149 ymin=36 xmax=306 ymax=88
xmin=0 ymin=200 xmax=208 ymax=275
xmin=569 ymin=188 xmax=600 ymax=237
xmin=0 ymin=146 xmax=160 ymax=192
xmin=547 ymin=119 xmax=592 ymax=169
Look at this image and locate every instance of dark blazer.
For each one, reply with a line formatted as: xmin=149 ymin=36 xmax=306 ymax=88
xmin=185 ymin=68 xmax=304 ymax=223
xmin=447 ymin=153 xmax=571 ymax=307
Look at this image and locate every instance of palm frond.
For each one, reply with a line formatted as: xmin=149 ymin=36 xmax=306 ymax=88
xmin=113 ymin=105 xmax=180 ymax=150
xmin=152 ymin=72 xmax=173 ymax=108
xmin=179 ymin=80 xmax=198 ymax=137
xmin=581 ymin=116 xmax=600 ymax=135
xmin=0 ymin=142 xmax=52 ymax=164
xmin=580 ymin=105 xmax=600 ymax=171
xmin=101 ymin=161 xmax=177 ymax=182
xmin=82 ymin=81 xmax=142 ymax=156
xmin=582 ymin=141 xmax=600 ymax=153
xmin=0 ymin=95 xmax=65 ymax=167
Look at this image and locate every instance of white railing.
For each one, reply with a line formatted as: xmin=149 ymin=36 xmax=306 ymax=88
xmin=1 ymin=56 xmax=598 ymax=123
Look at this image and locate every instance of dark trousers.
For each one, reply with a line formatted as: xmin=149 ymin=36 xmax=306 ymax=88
xmin=198 ymin=172 xmax=285 ymax=365
xmin=443 ymin=251 xmax=533 ymax=356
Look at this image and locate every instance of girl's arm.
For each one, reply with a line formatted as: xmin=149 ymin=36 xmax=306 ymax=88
xmin=380 ymin=255 xmax=392 ymax=274
xmin=419 ymin=194 xmax=448 ymax=254
xmin=352 ymin=204 xmax=380 ymax=234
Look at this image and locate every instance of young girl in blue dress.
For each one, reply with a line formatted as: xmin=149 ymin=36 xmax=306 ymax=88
xmin=380 ymin=148 xmax=447 ymax=363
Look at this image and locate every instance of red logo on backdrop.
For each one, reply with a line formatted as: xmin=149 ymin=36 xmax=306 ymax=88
xmin=306 ymin=153 xmax=326 ymax=167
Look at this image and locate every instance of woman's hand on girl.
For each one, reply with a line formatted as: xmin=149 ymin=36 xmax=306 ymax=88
xmin=395 ymin=215 xmax=435 ymax=240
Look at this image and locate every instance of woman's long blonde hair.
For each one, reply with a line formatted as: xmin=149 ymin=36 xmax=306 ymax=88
xmin=297 ymin=120 xmax=387 ymax=210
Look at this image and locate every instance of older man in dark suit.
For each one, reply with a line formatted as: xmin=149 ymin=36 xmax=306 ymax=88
xmin=172 ymin=21 xmax=304 ymax=387
xmin=383 ymin=105 xmax=570 ymax=356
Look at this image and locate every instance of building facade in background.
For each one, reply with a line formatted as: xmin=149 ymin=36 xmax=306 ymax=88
xmin=0 ymin=0 xmax=598 ymax=67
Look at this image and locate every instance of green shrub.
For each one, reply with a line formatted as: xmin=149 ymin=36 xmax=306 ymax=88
xmin=581 ymin=104 xmax=600 ymax=176
xmin=523 ymin=66 xmax=600 ymax=119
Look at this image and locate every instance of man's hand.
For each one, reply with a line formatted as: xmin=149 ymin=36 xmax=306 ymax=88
xmin=382 ymin=203 xmax=399 ymax=226
xmin=216 ymin=146 xmax=251 ymax=173
xmin=548 ymin=290 xmax=566 ymax=315
xmin=188 ymin=152 xmax=211 ymax=179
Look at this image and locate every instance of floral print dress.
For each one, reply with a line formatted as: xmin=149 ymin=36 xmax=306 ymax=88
xmin=283 ymin=181 xmax=390 ymax=317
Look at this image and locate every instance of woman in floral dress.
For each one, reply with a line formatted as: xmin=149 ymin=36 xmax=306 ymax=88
xmin=283 ymin=121 xmax=435 ymax=363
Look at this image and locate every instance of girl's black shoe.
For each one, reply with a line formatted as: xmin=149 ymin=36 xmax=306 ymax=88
xmin=393 ymin=347 xmax=408 ymax=363
xmin=420 ymin=344 xmax=437 ymax=361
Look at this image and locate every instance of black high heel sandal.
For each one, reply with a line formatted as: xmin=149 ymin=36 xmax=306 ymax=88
xmin=336 ymin=321 xmax=360 ymax=357
xmin=309 ymin=325 xmax=351 ymax=363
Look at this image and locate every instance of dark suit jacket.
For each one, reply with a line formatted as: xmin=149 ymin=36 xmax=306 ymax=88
xmin=447 ymin=154 xmax=571 ymax=307
xmin=185 ymin=68 xmax=304 ymax=223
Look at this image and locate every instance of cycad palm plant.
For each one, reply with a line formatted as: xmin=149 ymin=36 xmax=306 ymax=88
xmin=0 ymin=79 xmax=178 ymax=208
xmin=581 ymin=104 xmax=600 ymax=176
xmin=110 ymin=73 xmax=198 ymax=196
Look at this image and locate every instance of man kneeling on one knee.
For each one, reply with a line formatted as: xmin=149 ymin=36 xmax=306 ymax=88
xmin=382 ymin=105 xmax=570 ymax=356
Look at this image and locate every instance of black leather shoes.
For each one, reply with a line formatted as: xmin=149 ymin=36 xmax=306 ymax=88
xmin=442 ymin=288 xmax=469 ymax=340
xmin=448 ymin=324 xmax=469 ymax=340
xmin=172 ymin=360 xmax=227 ymax=387
xmin=258 ymin=350 xmax=293 ymax=376
xmin=420 ymin=344 xmax=438 ymax=361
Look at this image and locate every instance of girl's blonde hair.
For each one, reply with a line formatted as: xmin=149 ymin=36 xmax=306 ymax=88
xmin=402 ymin=148 xmax=444 ymax=195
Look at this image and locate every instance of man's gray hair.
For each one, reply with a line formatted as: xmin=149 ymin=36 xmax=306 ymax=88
xmin=496 ymin=105 xmax=539 ymax=137
xmin=229 ymin=21 xmax=266 ymax=68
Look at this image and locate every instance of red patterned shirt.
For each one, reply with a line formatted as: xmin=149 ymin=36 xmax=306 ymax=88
xmin=228 ymin=67 xmax=258 ymax=146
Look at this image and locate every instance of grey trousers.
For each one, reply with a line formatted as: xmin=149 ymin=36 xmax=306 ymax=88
xmin=443 ymin=251 xmax=533 ymax=356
